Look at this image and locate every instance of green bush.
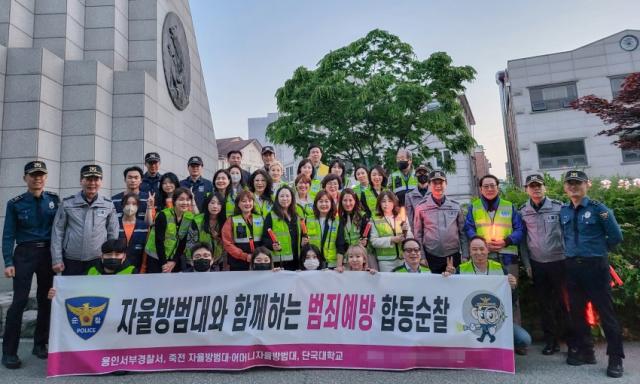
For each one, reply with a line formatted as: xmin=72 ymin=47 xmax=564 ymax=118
xmin=503 ymin=175 xmax=640 ymax=339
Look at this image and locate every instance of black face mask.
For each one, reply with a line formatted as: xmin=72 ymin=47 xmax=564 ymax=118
xmin=417 ymin=174 xmax=429 ymax=184
xmin=102 ymin=258 xmax=123 ymax=271
xmin=193 ymin=259 xmax=212 ymax=272
xmin=253 ymin=263 xmax=271 ymax=271
xmin=397 ymin=161 xmax=409 ymax=170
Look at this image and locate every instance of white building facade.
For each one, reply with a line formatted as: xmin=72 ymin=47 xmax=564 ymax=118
xmin=497 ymin=30 xmax=640 ymax=186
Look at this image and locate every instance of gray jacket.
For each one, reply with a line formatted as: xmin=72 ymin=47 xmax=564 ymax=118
xmin=51 ymin=192 xmax=119 ymax=264
xmin=414 ymin=195 xmax=468 ymax=258
xmin=519 ymin=197 xmax=565 ymax=267
xmin=405 ymin=187 xmax=429 ymax=232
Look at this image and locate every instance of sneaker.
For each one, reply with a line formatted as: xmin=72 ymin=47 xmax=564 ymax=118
xmin=606 ymin=356 xmax=623 ymax=378
xmin=32 ymin=345 xmax=48 ymax=359
xmin=1 ymin=355 xmax=22 ymax=369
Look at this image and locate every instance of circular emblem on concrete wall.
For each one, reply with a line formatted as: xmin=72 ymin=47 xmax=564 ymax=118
xmin=162 ymin=12 xmax=191 ymax=111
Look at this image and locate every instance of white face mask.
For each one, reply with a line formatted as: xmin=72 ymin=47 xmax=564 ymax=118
xmin=123 ymin=204 xmax=138 ymax=216
xmin=231 ymin=174 xmax=242 ymax=183
xmin=304 ymin=258 xmax=320 ymax=270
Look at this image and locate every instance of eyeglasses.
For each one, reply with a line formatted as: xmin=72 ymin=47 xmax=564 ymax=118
xmin=403 ymin=248 xmax=421 ymax=254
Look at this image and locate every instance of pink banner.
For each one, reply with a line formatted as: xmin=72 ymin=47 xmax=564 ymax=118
xmin=48 ymin=343 xmax=515 ymax=376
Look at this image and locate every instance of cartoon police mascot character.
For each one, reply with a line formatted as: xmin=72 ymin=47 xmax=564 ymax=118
xmin=467 ymin=294 xmax=505 ymax=343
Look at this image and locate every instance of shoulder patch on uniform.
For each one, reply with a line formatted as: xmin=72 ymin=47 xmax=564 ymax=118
xmin=9 ymin=195 xmax=24 ymax=203
xmin=599 ymin=211 xmax=609 ymax=220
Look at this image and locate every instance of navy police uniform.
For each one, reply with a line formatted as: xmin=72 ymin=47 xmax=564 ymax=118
xmin=2 ymin=161 xmax=58 ymax=364
xmin=140 ymin=152 xmax=162 ymax=194
xmin=560 ymin=170 xmax=624 ymax=369
xmin=180 ymin=156 xmax=213 ymax=212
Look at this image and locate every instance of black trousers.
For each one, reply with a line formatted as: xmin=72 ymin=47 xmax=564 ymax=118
xmin=426 ymin=252 xmax=461 ymax=274
xmin=531 ymin=259 xmax=571 ymax=345
xmin=566 ymin=257 xmax=624 ymax=358
xmin=2 ymin=244 xmax=54 ymax=355
xmin=62 ymin=257 xmax=100 ymax=276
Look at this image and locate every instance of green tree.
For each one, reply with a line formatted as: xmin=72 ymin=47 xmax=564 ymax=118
xmin=267 ymin=29 xmax=477 ymax=171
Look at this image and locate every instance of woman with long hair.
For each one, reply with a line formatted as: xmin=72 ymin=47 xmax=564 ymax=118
xmin=221 ymin=190 xmax=265 ymax=271
xmin=262 ymin=185 xmax=308 ymax=270
xmin=144 ymin=187 xmax=195 ymax=273
xmin=212 ymin=169 xmax=233 ymax=219
xmin=329 ymin=159 xmax=348 ymax=189
xmin=369 ymin=191 xmax=412 ymax=272
xmin=294 ymin=174 xmax=314 ymax=221
xmin=248 ymin=169 xmax=274 ymax=217
xmin=361 ymin=165 xmax=388 ymax=218
xmin=335 ymin=188 xmax=369 ymax=272
xmin=304 ymin=190 xmax=340 ymax=268
xmin=185 ymin=192 xmax=225 ymax=271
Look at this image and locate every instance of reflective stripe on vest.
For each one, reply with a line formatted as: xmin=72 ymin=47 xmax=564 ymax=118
xmin=270 ymin=213 xmax=299 ymax=262
xmin=372 ymin=216 xmax=402 ymax=261
xmin=458 ymin=260 xmax=504 ymax=275
xmin=144 ymin=208 xmax=193 ymax=259
xmin=471 ymin=199 xmax=518 ymax=255
xmin=305 ymin=217 xmax=339 ymax=267
xmin=87 ymin=264 xmax=135 ymax=275
xmin=185 ymin=214 xmax=223 ymax=262
xmin=390 ymin=171 xmax=417 ymax=194
xmin=232 ymin=214 xmax=264 ymax=246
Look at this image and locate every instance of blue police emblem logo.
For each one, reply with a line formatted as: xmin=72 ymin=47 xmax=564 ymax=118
xmin=459 ymin=291 xmax=506 ymax=344
xmin=65 ymin=297 xmax=109 ymax=340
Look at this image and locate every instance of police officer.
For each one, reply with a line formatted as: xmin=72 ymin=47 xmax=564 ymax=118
xmin=389 ymin=148 xmax=417 ymax=207
xmin=2 ymin=161 xmax=59 ymax=369
xmin=180 ymin=156 xmax=213 ymax=212
xmin=140 ymin=152 xmax=162 ymax=194
xmin=520 ymin=174 xmax=568 ymax=356
xmin=51 ymin=164 xmax=119 ymax=275
xmin=404 ymin=164 xmax=430 ymax=232
xmin=560 ymin=170 xmax=624 ymax=378
xmin=413 ymin=170 xmax=468 ymax=273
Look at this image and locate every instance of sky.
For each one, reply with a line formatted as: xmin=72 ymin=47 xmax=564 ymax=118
xmin=190 ymin=0 xmax=640 ymax=178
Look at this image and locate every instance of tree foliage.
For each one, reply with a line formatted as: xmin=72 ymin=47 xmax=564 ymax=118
xmin=572 ymin=72 xmax=640 ymax=149
xmin=266 ymin=29 xmax=477 ymax=171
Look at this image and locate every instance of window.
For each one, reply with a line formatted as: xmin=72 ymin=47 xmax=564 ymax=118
xmin=622 ymin=149 xmax=640 ymax=163
xmin=610 ymin=75 xmax=629 ymax=99
xmin=529 ymin=83 xmax=577 ymax=112
xmin=537 ymin=140 xmax=587 ymax=169
xmin=285 ymin=166 xmax=294 ymax=182
xmin=435 ymin=150 xmax=452 ymax=168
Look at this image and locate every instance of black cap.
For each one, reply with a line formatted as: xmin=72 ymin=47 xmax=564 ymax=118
xmin=525 ymin=174 xmax=545 ymax=186
xmin=101 ymin=239 xmax=127 ymax=254
xmin=24 ymin=161 xmax=47 ymax=175
xmin=80 ymin=164 xmax=103 ymax=178
xmin=428 ymin=170 xmax=447 ymax=181
xmin=564 ymin=170 xmax=588 ymax=182
xmin=145 ymin=152 xmax=160 ymax=163
xmin=415 ymin=164 xmax=429 ymax=174
xmin=188 ymin=156 xmax=203 ymax=166
xmin=261 ymin=146 xmax=275 ymax=155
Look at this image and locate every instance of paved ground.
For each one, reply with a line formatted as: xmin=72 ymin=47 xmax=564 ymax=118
xmin=1 ymin=340 xmax=638 ymax=384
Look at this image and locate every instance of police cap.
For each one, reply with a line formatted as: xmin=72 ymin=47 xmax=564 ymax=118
xmin=80 ymin=164 xmax=103 ymax=178
xmin=525 ymin=174 xmax=545 ymax=186
xmin=563 ymin=170 xmax=588 ymax=182
xmin=145 ymin=152 xmax=160 ymax=163
xmin=24 ymin=161 xmax=48 ymax=175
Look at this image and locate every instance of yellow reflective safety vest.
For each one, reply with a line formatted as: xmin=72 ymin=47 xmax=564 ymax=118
xmin=231 ymin=214 xmax=264 ymax=253
xmin=471 ymin=199 xmax=518 ymax=255
xmin=185 ymin=213 xmax=223 ymax=264
xmin=145 ymin=208 xmax=194 ymax=260
xmin=296 ymin=200 xmax=314 ymax=221
xmin=458 ymin=260 xmax=504 ymax=276
xmin=254 ymin=195 xmax=273 ymax=218
xmin=306 ymin=216 xmax=340 ymax=267
xmin=269 ymin=212 xmax=300 ymax=262
xmin=372 ymin=215 xmax=403 ymax=261
xmin=87 ymin=264 xmax=135 ymax=275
